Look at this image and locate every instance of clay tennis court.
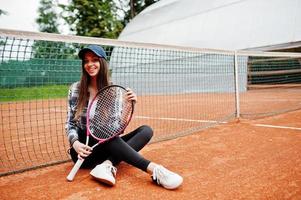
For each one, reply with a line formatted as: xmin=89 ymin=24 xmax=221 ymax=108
xmin=1 ymin=86 xmax=301 ymax=199
xmin=0 ymin=109 xmax=300 ymax=199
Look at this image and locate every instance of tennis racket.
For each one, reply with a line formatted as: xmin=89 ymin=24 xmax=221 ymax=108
xmin=66 ymin=85 xmax=134 ymax=181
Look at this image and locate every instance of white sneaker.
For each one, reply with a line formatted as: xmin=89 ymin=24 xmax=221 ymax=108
xmin=90 ymin=162 xmax=117 ymax=186
xmin=151 ymin=165 xmax=183 ymax=189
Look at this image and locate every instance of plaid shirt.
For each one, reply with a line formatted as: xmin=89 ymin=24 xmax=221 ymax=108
xmin=65 ymin=81 xmax=88 ymax=146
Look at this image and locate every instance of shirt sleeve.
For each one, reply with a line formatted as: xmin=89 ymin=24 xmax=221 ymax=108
xmin=65 ymin=83 xmax=79 ymax=146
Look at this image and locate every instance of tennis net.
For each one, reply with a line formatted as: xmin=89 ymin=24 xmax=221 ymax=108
xmin=0 ymin=29 xmax=301 ymax=176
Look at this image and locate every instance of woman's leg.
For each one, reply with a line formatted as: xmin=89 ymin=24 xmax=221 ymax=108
xmin=107 ymin=125 xmax=153 ymax=167
xmin=89 ymin=125 xmax=183 ymax=189
xmin=101 ymin=125 xmax=153 ymax=171
xmin=89 ymin=125 xmax=153 ymax=185
xmin=70 ymin=125 xmax=153 ymax=169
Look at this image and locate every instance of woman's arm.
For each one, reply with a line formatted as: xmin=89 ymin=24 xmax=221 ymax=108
xmin=65 ymin=83 xmax=80 ymax=147
xmin=65 ymin=82 xmax=92 ymax=158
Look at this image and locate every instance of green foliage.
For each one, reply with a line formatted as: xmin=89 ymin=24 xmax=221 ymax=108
xmin=35 ymin=0 xmax=159 ymax=38
xmin=36 ymin=0 xmax=60 ymax=33
xmin=60 ymin=0 xmax=124 ymax=38
xmin=123 ymin=0 xmax=159 ymax=26
xmin=35 ymin=1 xmax=78 ymax=60
xmin=32 ymin=40 xmax=78 ymax=59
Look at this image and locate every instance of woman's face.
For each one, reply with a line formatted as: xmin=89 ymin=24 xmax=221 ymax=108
xmin=83 ymin=51 xmax=101 ymax=77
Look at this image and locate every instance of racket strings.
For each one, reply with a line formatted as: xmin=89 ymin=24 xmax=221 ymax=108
xmin=88 ymin=87 xmax=133 ymax=139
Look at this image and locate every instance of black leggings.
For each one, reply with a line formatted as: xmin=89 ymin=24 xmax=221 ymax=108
xmin=70 ymin=125 xmax=153 ymax=172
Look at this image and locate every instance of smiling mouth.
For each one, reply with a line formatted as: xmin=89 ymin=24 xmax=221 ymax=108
xmin=85 ymin=65 xmax=98 ymax=75
xmin=88 ymin=67 xmax=96 ymax=73
xmin=88 ymin=68 xmax=98 ymax=75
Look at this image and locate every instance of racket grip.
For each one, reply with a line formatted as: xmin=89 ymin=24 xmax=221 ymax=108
xmin=66 ymin=159 xmax=84 ymax=181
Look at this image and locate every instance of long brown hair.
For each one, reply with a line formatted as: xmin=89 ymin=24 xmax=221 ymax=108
xmin=75 ymin=57 xmax=110 ymax=120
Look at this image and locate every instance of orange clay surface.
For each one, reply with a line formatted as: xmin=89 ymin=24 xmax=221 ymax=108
xmin=1 ymin=109 xmax=301 ymax=200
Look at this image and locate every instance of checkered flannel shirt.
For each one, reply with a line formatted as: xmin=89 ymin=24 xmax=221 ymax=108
xmin=65 ymin=81 xmax=88 ymax=146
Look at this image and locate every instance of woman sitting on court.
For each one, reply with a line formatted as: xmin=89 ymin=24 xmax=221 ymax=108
xmin=65 ymin=44 xmax=183 ymax=189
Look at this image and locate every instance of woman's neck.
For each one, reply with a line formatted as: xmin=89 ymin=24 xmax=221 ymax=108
xmin=90 ymin=77 xmax=98 ymax=90
xmin=89 ymin=77 xmax=98 ymax=99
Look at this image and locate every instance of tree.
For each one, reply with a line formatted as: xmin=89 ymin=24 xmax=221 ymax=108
xmin=60 ymin=0 xmax=123 ymax=38
xmin=33 ymin=0 xmax=76 ymax=71
xmin=36 ymin=0 xmax=60 ymax=33
xmin=121 ymin=0 xmax=159 ymax=26
xmin=34 ymin=0 xmax=61 ymax=59
xmin=0 ymin=9 xmax=7 ymax=46
xmin=59 ymin=0 xmax=159 ymax=38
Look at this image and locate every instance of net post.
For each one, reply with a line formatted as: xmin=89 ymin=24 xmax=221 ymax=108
xmin=234 ymin=50 xmax=240 ymax=119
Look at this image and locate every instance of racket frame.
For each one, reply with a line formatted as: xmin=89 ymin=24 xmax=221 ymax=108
xmin=66 ymin=85 xmax=134 ymax=181
xmin=87 ymin=85 xmax=134 ymax=143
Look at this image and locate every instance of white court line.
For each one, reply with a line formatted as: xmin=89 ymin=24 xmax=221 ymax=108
xmin=135 ymin=116 xmax=227 ymax=124
xmin=254 ymin=124 xmax=301 ymax=131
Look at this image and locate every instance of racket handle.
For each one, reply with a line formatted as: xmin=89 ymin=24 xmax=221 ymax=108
xmin=66 ymin=159 xmax=84 ymax=181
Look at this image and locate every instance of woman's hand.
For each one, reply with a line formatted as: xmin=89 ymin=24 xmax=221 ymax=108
xmin=126 ymin=88 xmax=137 ymax=103
xmin=72 ymin=140 xmax=92 ymax=160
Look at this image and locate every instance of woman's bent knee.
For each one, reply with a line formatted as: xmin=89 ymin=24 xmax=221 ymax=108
xmin=139 ymin=125 xmax=153 ymax=141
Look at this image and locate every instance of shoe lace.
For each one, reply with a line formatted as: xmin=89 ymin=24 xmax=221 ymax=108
xmin=152 ymin=165 xmax=172 ymax=185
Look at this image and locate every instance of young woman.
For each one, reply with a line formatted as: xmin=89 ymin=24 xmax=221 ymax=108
xmin=66 ymin=45 xmax=183 ymax=189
